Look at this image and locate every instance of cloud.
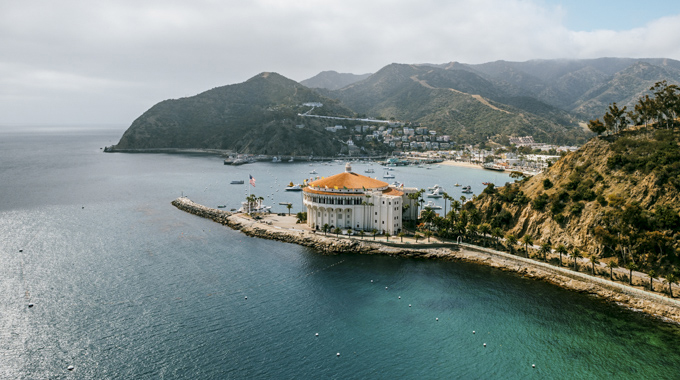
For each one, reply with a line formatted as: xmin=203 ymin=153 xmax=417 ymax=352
xmin=1 ymin=0 xmax=679 ymax=125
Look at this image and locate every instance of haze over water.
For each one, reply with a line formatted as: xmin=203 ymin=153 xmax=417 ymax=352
xmin=1 ymin=127 xmax=679 ymax=379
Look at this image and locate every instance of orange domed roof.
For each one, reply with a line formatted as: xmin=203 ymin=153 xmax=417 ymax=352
xmin=307 ymin=171 xmax=388 ymax=191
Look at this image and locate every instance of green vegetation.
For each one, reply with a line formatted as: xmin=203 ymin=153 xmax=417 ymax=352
xmin=467 ymin=84 xmax=680 ymax=286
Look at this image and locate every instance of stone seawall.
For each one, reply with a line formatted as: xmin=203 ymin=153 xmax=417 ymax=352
xmin=171 ymin=197 xmax=454 ymax=258
xmin=171 ymin=197 xmax=680 ymax=324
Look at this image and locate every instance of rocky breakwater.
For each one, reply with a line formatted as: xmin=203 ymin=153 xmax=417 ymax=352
xmin=171 ymin=197 xmax=454 ymax=258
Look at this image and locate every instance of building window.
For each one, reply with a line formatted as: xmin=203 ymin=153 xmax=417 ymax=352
xmin=317 ymin=212 xmax=320 ymax=217
xmin=382 ymin=221 xmax=385 ymax=224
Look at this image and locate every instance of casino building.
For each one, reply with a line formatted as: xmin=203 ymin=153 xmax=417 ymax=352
xmin=303 ymin=163 xmax=406 ymax=234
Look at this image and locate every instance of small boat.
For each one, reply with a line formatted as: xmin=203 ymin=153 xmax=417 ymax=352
xmin=230 ymin=180 xmax=244 ymax=184
xmin=428 ymin=184 xmax=443 ymax=191
xmin=288 ymin=157 xmax=294 ymax=162
xmin=462 ymin=185 xmax=473 ymax=194
xmin=427 ymin=188 xmax=443 ymax=198
xmin=482 ymin=182 xmax=491 ymax=186
xmin=364 ymin=168 xmax=375 ymax=173
xmin=383 ymin=171 xmax=395 ymax=179
xmin=310 ymin=170 xmax=318 ymax=174
xmin=272 ymin=156 xmax=281 ymax=163
xmin=285 ymin=182 xmax=302 ymax=191
xmin=483 ymin=163 xmax=505 ymax=171
xmin=454 ymin=183 xmax=461 ymax=187
xmin=217 ymin=205 xmax=227 ymax=208
xmin=424 ymin=201 xmax=442 ymax=210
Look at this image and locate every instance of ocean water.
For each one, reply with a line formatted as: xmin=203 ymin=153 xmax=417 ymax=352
xmin=1 ymin=127 xmax=679 ymax=379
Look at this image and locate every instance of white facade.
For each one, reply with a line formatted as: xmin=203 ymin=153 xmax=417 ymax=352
xmin=302 ymin=163 xmax=404 ymax=234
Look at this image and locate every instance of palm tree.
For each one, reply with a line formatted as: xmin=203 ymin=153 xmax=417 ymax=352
xmin=479 ymin=223 xmax=492 ymax=247
xmin=286 ymin=203 xmax=293 ymax=215
xmin=506 ymin=234 xmax=518 ymax=255
xmin=322 ymin=223 xmax=330 ymax=235
xmin=346 ymin=227 xmax=353 ymax=238
xmin=424 ymin=230 xmax=433 ymax=242
xmin=398 ymin=232 xmax=405 ymax=242
xmin=664 ymin=273 xmax=678 ymax=298
xmin=414 ymin=233 xmax=420 ymax=243
xmin=521 ymin=235 xmax=533 ymax=258
xmin=385 ymin=231 xmax=391 ymax=242
xmin=372 ymin=228 xmax=378 ymax=240
xmin=359 ymin=230 xmax=365 ymax=240
xmin=589 ymin=254 xmax=600 ymax=275
xmin=539 ymin=242 xmax=552 ymax=262
xmin=467 ymin=224 xmax=478 ymax=242
xmin=492 ymin=227 xmax=503 ymax=248
xmin=442 ymin=192 xmax=451 ymax=217
xmin=572 ymin=248 xmax=582 ymax=271
xmin=625 ymin=261 xmax=638 ymax=285
xmin=648 ymin=270 xmax=657 ymax=291
xmin=607 ymin=260 xmax=619 ymax=280
xmin=555 ymin=244 xmax=567 ymax=267
xmin=333 ymin=227 xmax=341 ymax=237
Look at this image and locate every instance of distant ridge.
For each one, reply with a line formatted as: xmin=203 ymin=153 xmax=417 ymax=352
xmin=113 ymin=58 xmax=680 ymax=154
xmin=301 ymin=70 xmax=372 ymax=90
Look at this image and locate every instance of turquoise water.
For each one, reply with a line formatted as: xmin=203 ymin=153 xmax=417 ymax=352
xmin=1 ymin=127 xmax=679 ymax=379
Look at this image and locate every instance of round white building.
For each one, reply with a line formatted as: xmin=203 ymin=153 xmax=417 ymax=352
xmin=303 ymin=163 xmax=404 ymax=234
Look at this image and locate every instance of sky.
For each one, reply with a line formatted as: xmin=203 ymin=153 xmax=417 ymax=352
xmin=2 ymin=0 xmax=680 ymax=126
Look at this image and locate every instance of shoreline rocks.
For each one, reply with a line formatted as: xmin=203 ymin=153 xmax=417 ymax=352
xmin=172 ymin=197 xmax=680 ymax=325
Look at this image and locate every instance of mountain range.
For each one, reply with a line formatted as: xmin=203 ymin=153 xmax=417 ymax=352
xmin=111 ymin=58 xmax=680 ymax=154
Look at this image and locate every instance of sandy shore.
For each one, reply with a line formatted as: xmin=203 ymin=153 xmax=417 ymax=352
xmin=439 ymin=160 xmax=484 ymax=170
xmin=172 ymin=197 xmax=680 ymax=325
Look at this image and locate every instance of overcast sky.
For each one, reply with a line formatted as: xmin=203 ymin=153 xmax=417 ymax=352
xmin=2 ymin=0 xmax=680 ymax=127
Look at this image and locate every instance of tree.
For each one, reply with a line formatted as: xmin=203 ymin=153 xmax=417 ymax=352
xmin=539 ymin=242 xmax=552 ymax=262
xmin=385 ymin=231 xmax=390 ymax=242
xmin=442 ymin=192 xmax=451 ymax=217
xmin=572 ymin=248 xmax=582 ymax=271
xmin=625 ymin=261 xmax=638 ymax=286
xmin=424 ymin=230 xmax=433 ymax=242
xmin=555 ymin=244 xmax=567 ymax=267
xmin=346 ymin=227 xmax=352 ymax=237
xmin=398 ymin=231 xmax=405 ymax=242
xmin=414 ymin=233 xmax=420 ymax=243
xmin=587 ymin=118 xmax=606 ymax=135
xmin=665 ymin=273 xmax=678 ymax=298
xmin=603 ymin=102 xmax=628 ymax=134
xmin=648 ymin=270 xmax=657 ymax=292
xmin=607 ymin=260 xmax=619 ymax=281
xmin=323 ymin=223 xmax=330 ymax=235
xmin=506 ymin=234 xmax=518 ymax=255
xmin=521 ymin=235 xmax=534 ymax=258
xmin=589 ymin=254 xmax=600 ymax=275
xmin=479 ymin=223 xmax=492 ymax=247
xmin=359 ymin=230 xmax=365 ymax=240
xmin=333 ymin=227 xmax=341 ymax=237
xmin=372 ymin=228 xmax=378 ymax=240
xmin=492 ymin=227 xmax=503 ymax=247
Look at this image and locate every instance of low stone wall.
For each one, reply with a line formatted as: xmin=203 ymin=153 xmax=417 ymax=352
xmin=172 ymin=197 xmax=680 ymax=324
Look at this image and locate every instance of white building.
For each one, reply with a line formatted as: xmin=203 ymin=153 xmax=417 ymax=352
xmin=303 ymin=163 xmax=404 ymax=234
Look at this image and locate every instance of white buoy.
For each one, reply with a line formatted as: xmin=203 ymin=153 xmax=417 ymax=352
xmin=336 ymin=352 xmax=340 ymax=357
xmin=385 ymin=287 xmax=388 ymax=290
xmin=315 ymin=333 xmax=319 ymax=337
xmin=398 ymin=296 xmax=401 ymax=299
xmin=28 ymin=303 xmax=34 ymax=308
xmin=245 ymin=296 xmax=248 ymax=300
xmin=67 ymin=365 xmax=74 ymax=371
xmin=473 ymin=331 xmax=476 ymax=334
xmin=371 ymin=280 xmax=373 ymax=283
xmin=483 ymin=343 xmax=486 ymax=347
xmin=409 ymin=304 xmax=411 ymax=307
xmin=532 ymin=364 xmax=536 ymax=368
xmin=436 ymin=318 xmax=438 ymax=321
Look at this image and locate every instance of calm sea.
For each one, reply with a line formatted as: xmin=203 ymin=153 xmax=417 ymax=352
xmin=1 ymin=127 xmax=679 ymax=379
